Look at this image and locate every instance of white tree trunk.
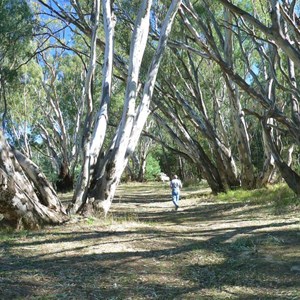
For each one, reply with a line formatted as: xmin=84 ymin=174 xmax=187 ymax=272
xmin=223 ymin=7 xmax=255 ymax=189
xmin=69 ymin=0 xmax=102 ymax=214
xmin=87 ymin=0 xmax=154 ymax=215
xmin=86 ymin=0 xmax=183 ymax=216
xmin=89 ymin=0 xmax=116 ymax=168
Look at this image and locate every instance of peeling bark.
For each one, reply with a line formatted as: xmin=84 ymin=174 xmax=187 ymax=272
xmin=0 ymin=130 xmax=69 ymax=229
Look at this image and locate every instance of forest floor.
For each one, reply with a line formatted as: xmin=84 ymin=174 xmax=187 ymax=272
xmin=0 ymin=181 xmax=300 ymax=300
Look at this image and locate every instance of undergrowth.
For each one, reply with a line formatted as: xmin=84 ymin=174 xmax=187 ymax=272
xmin=0 ymin=182 xmax=299 ymax=299
xmin=215 ymin=183 xmax=300 ymax=212
xmin=0 ymin=229 xmax=28 ymax=242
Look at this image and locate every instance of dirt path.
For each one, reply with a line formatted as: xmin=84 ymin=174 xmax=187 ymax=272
xmin=0 ymin=182 xmax=299 ymax=299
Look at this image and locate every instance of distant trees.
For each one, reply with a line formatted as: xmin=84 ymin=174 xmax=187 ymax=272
xmin=0 ymin=0 xmax=35 ymax=128
xmin=151 ymin=0 xmax=300 ymax=194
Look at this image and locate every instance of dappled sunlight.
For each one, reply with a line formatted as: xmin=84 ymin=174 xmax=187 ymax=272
xmin=1 ymin=182 xmax=299 ymax=299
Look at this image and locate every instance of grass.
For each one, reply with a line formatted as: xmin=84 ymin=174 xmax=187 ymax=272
xmin=215 ymin=183 xmax=300 ymax=212
xmin=105 ymin=212 xmax=140 ymax=224
xmin=0 ymin=181 xmax=300 ymax=299
xmin=0 ymin=229 xmax=29 ymax=242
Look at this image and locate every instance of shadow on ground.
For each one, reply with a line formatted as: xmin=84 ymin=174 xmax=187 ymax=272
xmin=0 ymin=182 xmax=299 ymax=299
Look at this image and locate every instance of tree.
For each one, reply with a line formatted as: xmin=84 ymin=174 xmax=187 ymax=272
xmin=126 ymin=120 xmax=157 ymax=182
xmin=37 ymin=51 xmax=85 ymax=192
xmin=71 ymin=0 xmax=183 ymax=216
xmin=216 ymin=0 xmax=300 ymax=194
xmin=178 ymin=0 xmax=300 ymax=194
xmin=0 ymin=0 xmax=69 ymax=228
xmin=0 ymin=0 xmax=35 ymax=128
xmin=0 ymin=129 xmax=69 ymax=229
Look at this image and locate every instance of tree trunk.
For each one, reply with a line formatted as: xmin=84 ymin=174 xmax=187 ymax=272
xmin=78 ymin=0 xmax=183 ymax=216
xmin=56 ymin=161 xmax=74 ymax=192
xmin=0 ymin=130 xmax=68 ymax=229
xmin=223 ymin=7 xmax=255 ymax=189
xmin=195 ymin=142 xmax=225 ymax=194
xmin=137 ymin=132 xmax=153 ymax=182
xmin=262 ymin=120 xmax=300 ymax=195
xmin=89 ymin=0 xmax=116 ymax=169
xmin=69 ymin=0 xmax=102 ymax=214
xmin=137 ymin=153 xmax=147 ymax=182
xmin=258 ymin=122 xmax=277 ymax=187
xmin=226 ymin=78 xmax=256 ymax=189
xmin=154 ymin=112 xmax=225 ymax=194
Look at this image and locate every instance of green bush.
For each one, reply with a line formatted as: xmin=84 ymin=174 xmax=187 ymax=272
xmin=145 ymin=154 xmax=161 ymax=181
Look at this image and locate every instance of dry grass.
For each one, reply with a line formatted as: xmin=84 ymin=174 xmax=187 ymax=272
xmin=0 ymin=181 xmax=300 ymax=299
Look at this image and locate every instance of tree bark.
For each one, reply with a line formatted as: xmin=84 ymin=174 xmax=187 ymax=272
xmin=82 ymin=0 xmax=183 ymax=216
xmin=258 ymin=123 xmax=277 ymax=187
xmin=69 ymin=0 xmax=102 ymax=214
xmin=56 ymin=161 xmax=74 ymax=192
xmin=262 ymin=119 xmax=300 ymax=195
xmin=0 ymin=130 xmax=69 ymax=229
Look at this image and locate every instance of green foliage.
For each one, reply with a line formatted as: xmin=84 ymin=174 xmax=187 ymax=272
xmin=0 ymin=0 xmax=34 ymax=74
xmin=86 ymin=217 xmax=96 ymax=225
xmin=215 ymin=183 xmax=300 ymax=211
xmin=0 ymin=229 xmax=28 ymax=241
xmin=0 ymin=0 xmax=35 ymax=131
xmin=7 ymin=61 xmax=43 ymax=120
xmin=32 ymin=152 xmax=58 ymax=185
xmin=145 ymin=154 xmax=161 ymax=181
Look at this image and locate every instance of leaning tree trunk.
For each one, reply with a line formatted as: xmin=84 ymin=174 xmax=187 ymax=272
xmin=262 ymin=119 xmax=300 ymax=195
xmin=0 ymin=130 xmax=69 ymax=229
xmin=257 ymin=50 xmax=278 ymax=187
xmin=223 ymin=7 xmax=255 ymax=189
xmin=258 ymin=125 xmax=277 ymax=187
xmin=153 ymin=112 xmax=225 ymax=194
xmin=69 ymin=0 xmax=114 ymax=214
xmin=79 ymin=0 xmax=183 ymax=216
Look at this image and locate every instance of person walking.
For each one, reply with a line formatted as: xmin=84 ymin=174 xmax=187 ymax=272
xmin=170 ymin=175 xmax=182 ymax=210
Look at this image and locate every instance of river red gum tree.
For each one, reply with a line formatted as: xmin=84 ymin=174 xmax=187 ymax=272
xmin=66 ymin=0 xmax=183 ymax=216
xmin=0 ymin=130 xmax=69 ymax=229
